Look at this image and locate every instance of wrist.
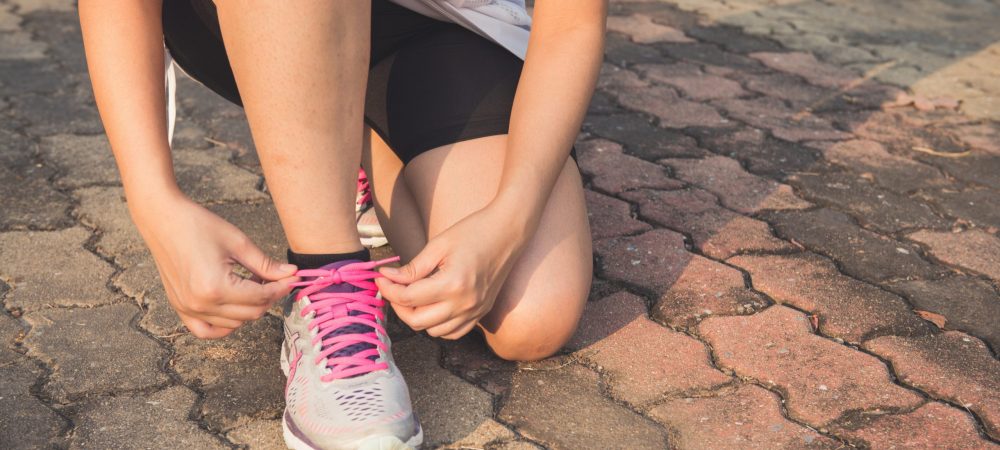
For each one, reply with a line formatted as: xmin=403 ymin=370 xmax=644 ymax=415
xmin=125 ymin=181 xmax=188 ymax=225
xmin=489 ymin=188 xmax=544 ymax=242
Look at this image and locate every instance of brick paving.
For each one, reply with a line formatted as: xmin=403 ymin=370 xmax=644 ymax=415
xmin=1 ymin=0 xmax=999 ymax=448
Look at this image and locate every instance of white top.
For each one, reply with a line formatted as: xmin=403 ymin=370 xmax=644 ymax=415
xmin=389 ymin=0 xmax=532 ymax=60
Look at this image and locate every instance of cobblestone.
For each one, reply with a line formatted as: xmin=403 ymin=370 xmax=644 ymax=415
xmin=694 ymin=127 xmax=822 ymax=179
xmin=637 ymin=63 xmax=747 ymax=100
xmin=764 ymin=208 xmax=945 ymax=282
xmin=226 ymin=419 xmax=284 ymax=450
xmin=607 ymin=13 xmax=693 ymax=44
xmin=0 ymin=227 xmax=117 ymax=312
xmin=582 ymin=313 xmax=730 ymax=406
xmin=920 ymin=187 xmax=1000 ymax=230
xmin=499 ymin=364 xmax=669 ymax=449
xmin=819 ymin=139 xmax=948 ymax=194
xmin=830 ymin=402 xmax=998 ymax=449
xmin=713 ymin=97 xmax=853 ymax=142
xmin=567 ymin=291 xmax=647 ymax=351
xmin=171 ymin=317 xmax=285 ymax=432
xmin=749 ymin=52 xmax=856 ymax=89
xmin=728 ymin=253 xmax=933 ymax=343
xmin=649 ymin=384 xmax=838 ymax=449
xmin=582 ymin=113 xmax=708 ymax=160
xmin=616 ymin=85 xmax=730 ymax=129
xmin=69 ymin=386 xmax=226 ymax=449
xmin=0 ymin=358 xmax=66 ymax=449
xmin=23 ymin=303 xmax=169 ymax=402
xmin=662 ymin=156 xmax=812 ymax=214
xmin=885 ymin=277 xmax=1000 ymax=351
xmin=908 ymin=229 xmax=1000 ymax=281
xmin=621 ymin=188 xmax=795 ymax=259
xmin=584 ymin=190 xmax=651 ymax=240
xmin=864 ymin=331 xmax=1000 ymax=439
xmin=577 ymin=139 xmax=684 ymax=194
xmin=699 ymin=306 xmax=924 ymax=427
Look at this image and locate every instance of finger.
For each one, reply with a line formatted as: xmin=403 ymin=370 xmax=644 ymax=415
xmin=376 ymin=274 xmax=450 ymax=308
xmin=393 ymin=300 xmax=454 ymax=331
xmin=179 ymin=314 xmax=239 ymax=339
xmin=378 ymin=239 xmax=446 ymax=284
xmin=440 ymin=320 xmax=478 ymax=340
xmin=215 ymin=304 xmax=271 ymax=322
xmin=222 ymin=272 xmax=295 ymax=306
xmin=229 ymin=232 xmax=298 ymax=281
xmin=426 ymin=316 xmax=472 ymax=339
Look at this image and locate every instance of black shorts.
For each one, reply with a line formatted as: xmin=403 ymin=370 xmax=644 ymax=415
xmin=163 ymin=0 xmax=576 ymax=165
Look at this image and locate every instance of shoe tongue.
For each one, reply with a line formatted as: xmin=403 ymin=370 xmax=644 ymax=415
xmin=312 ymin=259 xmax=379 ymax=375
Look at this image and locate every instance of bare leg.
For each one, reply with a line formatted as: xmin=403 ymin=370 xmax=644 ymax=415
xmin=213 ymin=0 xmax=371 ymax=254
xmin=366 ymin=132 xmax=592 ymax=362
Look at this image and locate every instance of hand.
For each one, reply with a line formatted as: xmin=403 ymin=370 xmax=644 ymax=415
xmin=131 ymin=191 xmax=298 ymax=339
xmin=375 ymin=202 xmax=530 ymax=339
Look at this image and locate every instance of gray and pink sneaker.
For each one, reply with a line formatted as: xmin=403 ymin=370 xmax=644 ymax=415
xmin=280 ymin=257 xmax=422 ymax=450
xmin=356 ymin=168 xmax=388 ymax=248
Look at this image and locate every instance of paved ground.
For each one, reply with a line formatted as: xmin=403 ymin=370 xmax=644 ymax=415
xmin=1 ymin=0 xmax=999 ymax=448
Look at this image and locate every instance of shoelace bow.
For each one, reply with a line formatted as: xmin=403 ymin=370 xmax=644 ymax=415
xmin=357 ymin=168 xmax=372 ymax=208
xmin=289 ymin=256 xmax=400 ymax=381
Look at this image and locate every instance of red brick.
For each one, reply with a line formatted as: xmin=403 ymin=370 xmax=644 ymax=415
xmin=650 ymin=384 xmax=838 ymax=449
xmin=594 ymin=229 xmax=768 ymax=328
xmin=637 ymin=64 xmax=747 ymax=100
xmin=584 ymin=190 xmax=651 ymax=240
xmin=616 ymin=85 xmax=730 ymax=129
xmin=728 ymin=253 xmax=932 ymax=344
xmin=821 ymin=140 xmax=947 ymax=193
xmin=567 ymin=291 xmax=647 ymax=351
xmin=577 ymin=139 xmax=684 ymax=194
xmin=864 ymin=332 xmax=1000 ymax=439
xmin=908 ymin=230 xmax=1000 ymax=282
xmin=749 ymin=52 xmax=856 ymax=88
xmin=830 ymin=402 xmax=998 ymax=449
xmin=606 ymin=14 xmax=693 ymax=44
xmin=621 ymin=188 xmax=795 ymax=259
xmin=583 ymin=315 xmax=731 ymax=406
xmin=714 ymin=97 xmax=853 ymax=142
xmin=661 ymin=156 xmax=812 ymax=214
xmin=698 ymin=306 xmax=923 ymax=427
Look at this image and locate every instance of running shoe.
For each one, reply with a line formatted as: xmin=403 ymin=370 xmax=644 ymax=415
xmin=280 ymin=257 xmax=422 ymax=450
xmin=356 ymin=168 xmax=388 ymax=248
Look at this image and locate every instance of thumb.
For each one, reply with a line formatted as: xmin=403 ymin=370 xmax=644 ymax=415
xmin=380 ymin=241 xmax=444 ymax=284
xmin=230 ymin=234 xmax=297 ymax=281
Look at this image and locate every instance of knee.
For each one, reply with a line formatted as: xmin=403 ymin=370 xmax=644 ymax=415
xmin=483 ymin=306 xmax=582 ymax=362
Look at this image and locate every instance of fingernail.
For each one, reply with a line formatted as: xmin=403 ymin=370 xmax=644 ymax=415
xmin=280 ymin=263 xmax=297 ymax=273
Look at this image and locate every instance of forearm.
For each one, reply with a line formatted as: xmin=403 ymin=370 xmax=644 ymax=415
xmin=492 ymin=0 xmax=606 ymax=234
xmin=79 ymin=0 xmax=180 ymax=213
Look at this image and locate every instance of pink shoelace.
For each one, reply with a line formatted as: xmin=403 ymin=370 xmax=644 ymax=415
xmin=357 ymin=167 xmax=372 ymax=208
xmin=289 ymin=256 xmax=400 ymax=381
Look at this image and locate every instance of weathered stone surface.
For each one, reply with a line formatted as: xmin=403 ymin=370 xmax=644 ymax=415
xmin=583 ymin=314 xmax=730 ymax=406
xmin=603 ymin=32 xmax=668 ymax=66
xmin=637 ymin=63 xmax=747 ymax=100
xmin=728 ymin=253 xmax=933 ymax=343
xmin=582 ymin=113 xmax=707 ymax=160
xmin=622 ymin=188 xmax=795 ymax=259
xmin=38 ymin=134 xmax=117 ymax=188
xmin=595 ymin=229 xmax=768 ymax=328
xmin=0 ymin=358 xmax=66 ymax=449
xmin=908 ymin=229 xmax=1000 ymax=281
xmin=650 ymin=384 xmax=837 ymax=449
xmin=750 ymin=52 xmax=856 ymax=88
xmin=921 ymin=187 xmax=1000 ymax=230
xmin=788 ymin=172 xmax=948 ymax=233
xmin=441 ymin=419 xmax=516 ymax=450
xmin=0 ymin=32 xmax=46 ymax=60
xmin=577 ymin=139 xmax=683 ymax=194
xmin=864 ymin=331 xmax=1000 ymax=439
xmin=734 ymin=71 xmax=830 ymax=108
xmin=499 ymin=364 xmax=669 ymax=449
xmin=0 ymin=311 xmax=25 ymax=364
xmin=831 ymin=402 xmax=998 ymax=449
xmin=765 ymin=208 xmax=945 ymax=282
xmin=684 ymin=25 xmax=784 ymax=54
xmin=886 ymin=276 xmax=1000 ymax=351
xmin=226 ymin=419 xmax=284 ymax=450
xmin=821 ymin=140 xmax=947 ymax=193
xmin=607 ymin=14 xmax=693 ymax=44
xmin=9 ymin=0 xmax=76 ymax=13
xmin=70 ymin=386 xmax=226 ymax=449
xmin=23 ymin=303 xmax=169 ymax=401
xmin=171 ymin=317 xmax=285 ymax=432
xmin=713 ymin=97 xmax=852 ymax=142
xmin=0 ymin=163 xmax=72 ymax=230
xmin=696 ymin=127 xmax=822 ymax=178
xmin=616 ymin=85 xmax=730 ymax=129
xmin=0 ymin=227 xmax=117 ymax=311
xmin=659 ymin=42 xmax=764 ymax=72
xmin=438 ymin=332 xmax=516 ymax=397
xmin=699 ymin=306 xmax=923 ymax=427
xmin=567 ymin=291 xmax=647 ymax=351
xmin=9 ymin=92 xmax=103 ymax=135
xmin=662 ymin=156 xmax=812 ymax=214
xmin=584 ymin=190 xmax=651 ymax=240
xmin=394 ymin=336 xmax=493 ymax=447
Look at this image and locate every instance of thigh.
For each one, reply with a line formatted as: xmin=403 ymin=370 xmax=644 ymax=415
xmin=400 ymin=136 xmax=593 ymax=361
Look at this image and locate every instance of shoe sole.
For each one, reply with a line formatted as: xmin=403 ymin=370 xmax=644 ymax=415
xmin=280 ymin=340 xmax=423 ymax=450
